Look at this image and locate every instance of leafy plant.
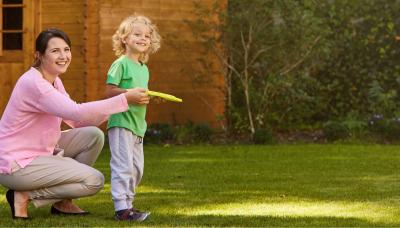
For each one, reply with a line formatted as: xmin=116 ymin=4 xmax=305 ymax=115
xmin=193 ymin=123 xmax=214 ymax=143
xmin=253 ymin=128 xmax=274 ymax=144
xmin=187 ymin=0 xmax=330 ymax=140
xmin=184 ymin=0 xmax=400 ymax=142
xmin=322 ymin=121 xmax=349 ymax=142
xmin=145 ymin=123 xmax=174 ymax=144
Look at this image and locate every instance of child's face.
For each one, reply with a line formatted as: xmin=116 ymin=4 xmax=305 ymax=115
xmin=124 ymin=23 xmax=151 ymax=55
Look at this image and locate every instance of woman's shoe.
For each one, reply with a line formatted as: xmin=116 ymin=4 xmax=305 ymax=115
xmin=6 ymin=189 xmax=29 ymax=219
xmin=50 ymin=206 xmax=89 ymax=216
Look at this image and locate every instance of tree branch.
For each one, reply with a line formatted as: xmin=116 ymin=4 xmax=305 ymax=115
xmin=279 ymin=35 xmax=322 ymax=75
xmin=249 ymin=46 xmax=274 ymax=66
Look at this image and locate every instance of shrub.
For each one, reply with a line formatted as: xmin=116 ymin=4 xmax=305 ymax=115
xmin=174 ymin=122 xmax=214 ymax=144
xmin=364 ymin=114 xmax=400 ymax=142
xmin=145 ymin=122 xmax=215 ymax=144
xmin=193 ymin=123 xmax=214 ymax=143
xmin=174 ymin=122 xmax=195 ymax=144
xmin=385 ymin=118 xmax=400 ymax=141
xmin=342 ymin=119 xmax=367 ymax=138
xmin=145 ymin=123 xmax=174 ymax=144
xmin=253 ymin=128 xmax=274 ymax=144
xmin=367 ymin=114 xmax=386 ymax=134
xmin=322 ymin=121 xmax=349 ymax=141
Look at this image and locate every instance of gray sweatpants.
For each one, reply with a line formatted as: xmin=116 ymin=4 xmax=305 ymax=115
xmin=0 ymin=126 xmax=105 ymax=208
xmin=108 ymin=127 xmax=144 ymax=211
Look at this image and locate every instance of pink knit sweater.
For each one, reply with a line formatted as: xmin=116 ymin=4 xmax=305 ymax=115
xmin=0 ymin=67 xmax=128 ymax=174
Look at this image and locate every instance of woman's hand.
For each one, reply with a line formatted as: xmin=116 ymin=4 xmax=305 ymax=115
xmin=125 ymin=88 xmax=150 ymax=105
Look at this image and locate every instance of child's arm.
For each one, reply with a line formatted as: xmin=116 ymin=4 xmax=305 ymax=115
xmin=105 ymin=84 xmax=127 ymax=98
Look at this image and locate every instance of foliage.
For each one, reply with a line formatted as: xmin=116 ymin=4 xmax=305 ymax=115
xmin=322 ymin=113 xmax=400 ymax=142
xmin=174 ymin=123 xmax=197 ymax=144
xmin=252 ymin=128 xmax=274 ymax=144
xmin=186 ymin=0 xmax=400 ymax=141
xmin=145 ymin=123 xmax=175 ymax=144
xmin=187 ymin=0 xmax=332 ymax=139
xmin=315 ymin=0 xmax=400 ymax=119
xmin=385 ymin=118 xmax=400 ymax=141
xmin=367 ymin=114 xmax=400 ymax=141
xmin=322 ymin=121 xmax=349 ymax=141
xmin=145 ymin=122 xmax=214 ymax=144
xmin=367 ymin=114 xmax=386 ymax=134
xmin=342 ymin=119 xmax=367 ymax=138
xmin=193 ymin=123 xmax=214 ymax=142
xmin=174 ymin=122 xmax=214 ymax=144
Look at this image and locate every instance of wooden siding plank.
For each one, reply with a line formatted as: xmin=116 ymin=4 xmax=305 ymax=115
xmin=41 ymin=0 xmax=86 ymax=102
xmin=0 ymin=63 xmax=24 ymax=117
xmin=84 ymin=0 xmax=100 ymax=101
xmin=96 ymin=0 xmax=226 ymax=128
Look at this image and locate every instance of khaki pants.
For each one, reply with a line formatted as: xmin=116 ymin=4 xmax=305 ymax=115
xmin=0 ymin=126 xmax=105 ymax=208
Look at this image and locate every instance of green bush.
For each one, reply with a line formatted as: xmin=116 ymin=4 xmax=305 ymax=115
xmin=174 ymin=122 xmax=214 ymax=144
xmin=145 ymin=123 xmax=174 ymax=144
xmin=367 ymin=115 xmax=400 ymax=141
xmin=385 ymin=119 xmax=400 ymax=141
xmin=342 ymin=119 xmax=367 ymax=138
xmin=193 ymin=123 xmax=214 ymax=143
xmin=187 ymin=0 xmax=400 ymax=140
xmin=367 ymin=114 xmax=386 ymax=134
xmin=146 ymin=122 xmax=214 ymax=144
xmin=322 ymin=121 xmax=349 ymax=142
xmin=253 ymin=128 xmax=274 ymax=144
xmin=174 ymin=122 xmax=195 ymax=144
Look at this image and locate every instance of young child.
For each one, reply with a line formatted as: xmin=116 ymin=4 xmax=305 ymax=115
xmin=105 ymin=15 xmax=161 ymax=221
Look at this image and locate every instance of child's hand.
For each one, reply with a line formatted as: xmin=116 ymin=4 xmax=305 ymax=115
xmin=125 ymin=88 xmax=150 ymax=105
xmin=150 ymin=96 xmax=166 ymax=104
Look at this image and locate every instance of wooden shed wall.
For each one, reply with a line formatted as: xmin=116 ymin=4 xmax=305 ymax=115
xmin=92 ymin=0 xmax=226 ymax=128
xmin=0 ymin=63 xmax=24 ymax=114
xmin=0 ymin=0 xmax=40 ymax=117
xmin=0 ymin=0 xmax=226 ymax=129
xmin=42 ymin=0 xmax=86 ymax=103
xmin=0 ymin=0 xmax=87 ymax=116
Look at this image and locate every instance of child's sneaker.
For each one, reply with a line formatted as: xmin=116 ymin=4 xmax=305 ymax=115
xmin=115 ymin=209 xmax=150 ymax=222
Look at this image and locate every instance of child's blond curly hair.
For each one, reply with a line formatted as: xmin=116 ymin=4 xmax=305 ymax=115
xmin=112 ymin=15 xmax=161 ymax=63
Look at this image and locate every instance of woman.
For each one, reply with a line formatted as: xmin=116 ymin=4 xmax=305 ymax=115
xmin=0 ymin=28 xmax=150 ymax=219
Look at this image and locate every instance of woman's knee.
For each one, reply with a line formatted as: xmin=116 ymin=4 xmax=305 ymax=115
xmin=85 ymin=127 xmax=105 ymax=148
xmin=84 ymin=127 xmax=105 ymax=162
xmin=84 ymin=169 xmax=105 ymax=194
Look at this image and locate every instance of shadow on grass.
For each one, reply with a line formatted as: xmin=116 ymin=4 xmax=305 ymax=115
xmin=143 ymin=213 xmax=390 ymax=227
xmin=0 ymin=210 xmax=391 ymax=227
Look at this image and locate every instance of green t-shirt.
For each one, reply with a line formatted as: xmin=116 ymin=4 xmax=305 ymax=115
xmin=106 ymin=55 xmax=149 ymax=137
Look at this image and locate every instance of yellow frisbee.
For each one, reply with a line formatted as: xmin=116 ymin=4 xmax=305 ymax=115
xmin=147 ymin=90 xmax=183 ymax=103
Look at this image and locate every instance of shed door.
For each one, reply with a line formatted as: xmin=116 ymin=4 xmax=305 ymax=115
xmin=0 ymin=0 xmax=40 ymax=116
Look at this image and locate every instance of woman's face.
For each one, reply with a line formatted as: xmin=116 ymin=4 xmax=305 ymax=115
xmin=39 ymin=37 xmax=71 ymax=76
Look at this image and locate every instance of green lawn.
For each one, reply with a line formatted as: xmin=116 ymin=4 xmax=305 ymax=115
xmin=0 ymin=144 xmax=399 ymax=227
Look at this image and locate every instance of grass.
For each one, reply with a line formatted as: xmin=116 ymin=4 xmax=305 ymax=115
xmin=0 ymin=144 xmax=399 ymax=227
